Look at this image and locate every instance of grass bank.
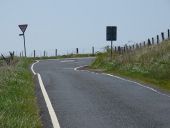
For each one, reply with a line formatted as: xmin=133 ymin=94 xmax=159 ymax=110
xmin=0 ymin=58 xmax=41 ymax=127
xmin=91 ymin=40 xmax=170 ymax=92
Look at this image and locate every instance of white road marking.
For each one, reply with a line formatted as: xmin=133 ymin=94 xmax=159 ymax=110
xmin=74 ymin=65 xmax=88 ymax=71
xmin=74 ymin=65 xmax=170 ymax=98
xmin=31 ymin=60 xmax=39 ymax=75
xmin=37 ymin=73 xmax=60 ymax=128
xmin=31 ymin=61 xmax=61 ymax=128
xmin=60 ymin=60 xmax=75 ymax=63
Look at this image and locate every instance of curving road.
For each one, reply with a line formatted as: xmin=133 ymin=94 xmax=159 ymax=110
xmin=33 ymin=57 xmax=170 ymax=128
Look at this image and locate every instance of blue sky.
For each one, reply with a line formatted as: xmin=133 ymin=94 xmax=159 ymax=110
xmin=0 ymin=0 xmax=170 ymax=56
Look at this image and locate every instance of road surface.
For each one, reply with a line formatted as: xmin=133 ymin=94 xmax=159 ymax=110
xmin=33 ymin=58 xmax=170 ymax=128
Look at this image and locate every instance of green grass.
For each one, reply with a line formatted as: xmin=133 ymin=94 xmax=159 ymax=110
xmin=0 ymin=58 xmax=41 ymax=128
xmin=91 ymin=39 xmax=170 ymax=92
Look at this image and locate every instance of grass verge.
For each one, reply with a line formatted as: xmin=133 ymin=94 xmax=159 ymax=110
xmin=90 ymin=40 xmax=170 ymax=92
xmin=0 ymin=58 xmax=41 ymax=128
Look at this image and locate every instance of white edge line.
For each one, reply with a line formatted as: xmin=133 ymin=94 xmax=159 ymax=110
xmin=74 ymin=65 xmax=170 ymax=98
xmin=31 ymin=61 xmax=60 ymax=128
xmin=37 ymin=73 xmax=60 ymax=128
xmin=31 ymin=60 xmax=39 ymax=75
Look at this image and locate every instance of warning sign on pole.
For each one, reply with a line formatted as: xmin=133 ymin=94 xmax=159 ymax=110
xmin=18 ymin=24 xmax=28 ymax=33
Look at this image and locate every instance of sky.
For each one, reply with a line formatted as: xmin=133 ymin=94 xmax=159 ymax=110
xmin=0 ymin=0 xmax=170 ymax=56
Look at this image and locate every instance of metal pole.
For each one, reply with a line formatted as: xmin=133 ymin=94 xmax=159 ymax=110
xmin=23 ymin=34 xmax=27 ymax=57
xmin=111 ymin=41 xmax=113 ymax=60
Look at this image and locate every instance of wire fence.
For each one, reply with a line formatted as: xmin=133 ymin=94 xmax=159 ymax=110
xmin=1 ymin=29 xmax=169 ymax=59
xmin=114 ymin=29 xmax=170 ymax=54
xmin=15 ymin=46 xmax=104 ymax=58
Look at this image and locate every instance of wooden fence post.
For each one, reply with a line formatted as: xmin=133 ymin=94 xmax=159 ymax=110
xmin=157 ymin=35 xmax=159 ymax=44
xmin=123 ymin=47 xmax=126 ymax=52
xmin=161 ymin=32 xmax=165 ymax=41
xmin=44 ymin=51 xmax=46 ymax=57
xmin=143 ymin=41 xmax=146 ymax=46
xmin=118 ymin=46 xmax=121 ymax=54
xmin=76 ymin=48 xmax=79 ymax=54
xmin=9 ymin=51 xmax=14 ymax=60
xmin=152 ymin=38 xmax=154 ymax=44
xmin=34 ymin=50 xmax=36 ymax=58
xmin=115 ymin=47 xmax=117 ymax=52
xmin=148 ymin=39 xmax=151 ymax=46
xmin=92 ymin=46 xmax=94 ymax=55
xmin=1 ymin=54 xmax=10 ymax=65
xmin=55 ymin=49 xmax=57 ymax=57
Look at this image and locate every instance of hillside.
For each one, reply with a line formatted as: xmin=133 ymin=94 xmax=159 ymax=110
xmin=91 ymin=39 xmax=170 ymax=91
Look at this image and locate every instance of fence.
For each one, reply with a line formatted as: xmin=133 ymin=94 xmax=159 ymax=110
xmin=0 ymin=52 xmax=15 ymax=66
xmin=17 ymin=46 xmax=103 ymax=58
xmin=113 ymin=29 xmax=170 ymax=54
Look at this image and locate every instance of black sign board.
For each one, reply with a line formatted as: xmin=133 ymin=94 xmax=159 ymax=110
xmin=19 ymin=24 xmax=28 ymax=33
xmin=106 ymin=26 xmax=117 ymax=41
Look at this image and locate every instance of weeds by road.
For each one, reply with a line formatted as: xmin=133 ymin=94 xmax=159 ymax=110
xmin=0 ymin=58 xmax=41 ymax=127
xmin=91 ymin=39 xmax=170 ymax=92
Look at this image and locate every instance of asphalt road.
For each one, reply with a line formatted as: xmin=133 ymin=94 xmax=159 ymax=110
xmin=34 ymin=58 xmax=170 ymax=128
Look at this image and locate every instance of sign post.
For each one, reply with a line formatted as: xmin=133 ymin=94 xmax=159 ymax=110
xmin=18 ymin=24 xmax=28 ymax=57
xmin=106 ymin=26 xmax=117 ymax=60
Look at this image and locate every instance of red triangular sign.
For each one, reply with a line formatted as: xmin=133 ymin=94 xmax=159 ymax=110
xmin=19 ymin=24 xmax=28 ymax=33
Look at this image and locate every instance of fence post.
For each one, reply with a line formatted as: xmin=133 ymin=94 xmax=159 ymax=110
xmin=1 ymin=54 xmax=10 ymax=65
xmin=161 ymin=32 xmax=165 ymax=41
xmin=143 ymin=41 xmax=146 ymax=46
xmin=92 ymin=46 xmax=94 ymax=55
xmin=118 ymin=46 xmax=121 ymax=54
xmin=123 ymin=47 xmax=126 ymax=52
xmin=148 ymin=39 xmax=151 ymax=46
xmin=44 ymin=51 xmax=46 ymax=57
xmin=76 ymin=48 xmax=79 ymax=54
xmin=55 ymin=49 xmax=57 ymax=57
xmin=152 ymin=38 xmax=154 ymax=44
xmin=168 ymin=29 xmax=170 ymax=39
xmin=157 ymin=35 xmax=159 ymax=44
xmin=9 ymin=52 xmax=14 ymax=60
xmin=34 ymin=50 xmax=36 ymax=58
xmin=115 ymin=47 xmax=117 ymax=52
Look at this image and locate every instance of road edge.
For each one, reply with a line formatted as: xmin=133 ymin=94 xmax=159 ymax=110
xmin=31 ymin=60 xmax=61 ymax=128
xmin=74 ymin=65 xmax=170 ymax=98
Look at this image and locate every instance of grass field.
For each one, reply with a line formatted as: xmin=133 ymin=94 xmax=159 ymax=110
xmin=0 ymin=58 xmax=41 ymax=128
xmin=91 ymin=39 xmax=170 ymax=92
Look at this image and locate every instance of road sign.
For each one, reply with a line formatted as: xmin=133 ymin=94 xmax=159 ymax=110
xmin=106 ymin=26 xmax=117 ymax=41
xmin=18 ymin=24 xmax=28 ymax=33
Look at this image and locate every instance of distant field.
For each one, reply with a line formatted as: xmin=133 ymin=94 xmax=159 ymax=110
xmin=91 ymin=39 xmax=170 ymax=92
xmin=32 ymin=53 xmax=95 ymax=60
xmin=0 ymin=58 xmax=41 ymax=127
